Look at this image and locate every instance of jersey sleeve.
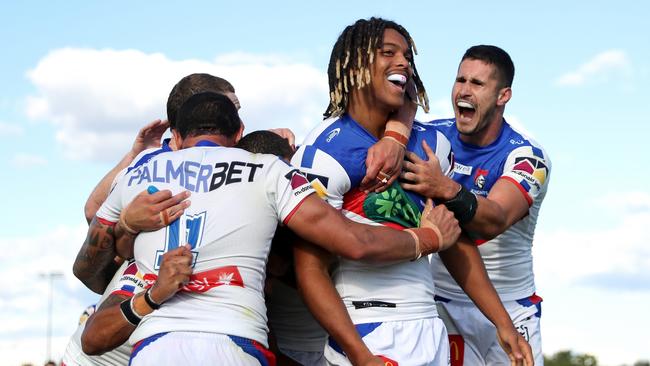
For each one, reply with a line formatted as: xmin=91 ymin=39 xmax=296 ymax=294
xmin=499 ymin=145 xmax=551 ymax=206
xmin=95 ymin=173 xmax=127 ymax=224
xmin=108 ymin=260 xmax=148 ymax=298
xmin=263 ymin=157 xmax=316 ymax=225
xmin=290 ymin=145 xmax=352 ymax=210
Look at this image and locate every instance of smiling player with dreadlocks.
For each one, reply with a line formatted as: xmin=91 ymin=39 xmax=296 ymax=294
xmin=292 ymin=17 xmax=533 ymax=366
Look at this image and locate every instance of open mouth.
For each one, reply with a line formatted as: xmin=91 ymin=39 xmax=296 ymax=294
xmin=387 ymin=73 xmax=407 ymax=89
xmin=456 ymin=100 xmax=476 ymax=120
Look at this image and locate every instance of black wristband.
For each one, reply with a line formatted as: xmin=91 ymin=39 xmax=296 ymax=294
xmin=120 ymin=297 xmax=142 ymax=326
xmin=444 ymin=185 xmax=478 ymax=224
xmin=144 ymin=288 xmax=162 ymax=310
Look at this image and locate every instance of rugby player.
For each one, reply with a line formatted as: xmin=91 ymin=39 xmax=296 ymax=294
xmin=80 ymin=92 xmax=459 ymax=365
xmin=291 ymin=18 xmax=533 ymax=366
xmin=403 ymin=45 xmax=550 ymax=365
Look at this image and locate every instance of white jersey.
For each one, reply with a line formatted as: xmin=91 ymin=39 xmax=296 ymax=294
xmin=97 ymin=141 xmax=315 ymax=347
xmin=428 ymin=119 xmax=551 ymax=301
xmin=62 ymin=261 xmax=146 ymax=366
xmin=291 ymin=116 xmax=453 ymax=324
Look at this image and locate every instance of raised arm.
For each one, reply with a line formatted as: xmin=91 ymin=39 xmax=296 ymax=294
xmin=84 ymin=119 xmax=169 ymax=223
xmin=438 ymin=235 xmax=533 ymax=366
xmin=361 ymin=84 xmax=417 ymax=193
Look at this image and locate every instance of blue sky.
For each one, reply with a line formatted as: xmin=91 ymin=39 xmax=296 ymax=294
xmin=1 ymin=1 xmax=649 ymax=365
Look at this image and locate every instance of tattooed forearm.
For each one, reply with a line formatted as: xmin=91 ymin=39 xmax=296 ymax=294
xmin=73 ymin=217 xmax=120 ymax=294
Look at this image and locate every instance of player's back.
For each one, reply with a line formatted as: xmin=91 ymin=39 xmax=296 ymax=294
xmin=100 ymin=142 xmax=314 ymax=347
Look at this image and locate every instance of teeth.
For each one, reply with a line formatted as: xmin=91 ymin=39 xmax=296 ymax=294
xmin=387 ymin=74 xmax=407 ymax=86
xmin=457 ymin=100 xmax=475 ymax=109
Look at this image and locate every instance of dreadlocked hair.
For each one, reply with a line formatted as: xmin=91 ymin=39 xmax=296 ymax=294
xmin=324 ymin=17 xmax=429 ymax=119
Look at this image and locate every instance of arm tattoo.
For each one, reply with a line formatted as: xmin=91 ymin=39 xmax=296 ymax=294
xmin=74 ymin=217 xmax=120 ymax=294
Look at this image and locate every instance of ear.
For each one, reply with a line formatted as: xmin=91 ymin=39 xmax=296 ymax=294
xmin=497 ymin=87 xmax=512 ymax=106
xmin=235 ymin=120 xmax=245 ymax=144
xmin=171 ymin=129 xmax=182 ymax=150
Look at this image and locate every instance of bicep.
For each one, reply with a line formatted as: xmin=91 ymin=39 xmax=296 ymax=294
xmin=486 ymin=178 xmax=530 ymax=226
xmin=286 ymin=195 xmax=353 ymax=254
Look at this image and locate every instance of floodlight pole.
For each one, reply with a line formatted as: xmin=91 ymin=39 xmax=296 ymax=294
xmin=40 ymin=271 xmax=63 ymax=362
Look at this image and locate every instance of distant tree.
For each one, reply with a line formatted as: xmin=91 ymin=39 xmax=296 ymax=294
xmin=633 ymin=361 xmax=650 ymax=366
xmin=545 ymin=350 xmax=598 ymax=366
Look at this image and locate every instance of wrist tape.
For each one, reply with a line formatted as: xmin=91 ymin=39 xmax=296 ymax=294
xmin=118 ymin=212 xmax=138 ymax=236
xmin=120 ymin=296 xmax=142 ymax=326
xmin=405 ymin=226 xmax=443 ymax=259
xmin=444 ymin=185 xmax=478 ymax=224
xmin=382 ymin=131 xmax=408 ymax=149
xmin=144 ymin=288 xmax=162 ymax=310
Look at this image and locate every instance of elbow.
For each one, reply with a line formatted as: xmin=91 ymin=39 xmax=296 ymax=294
xmin=73 ymin=266 xmax=103 ymax=295
xmin=84 ymin=204 xmax=96 ymax=225
xmin=81 ymin=331 xmax=104 ymax=356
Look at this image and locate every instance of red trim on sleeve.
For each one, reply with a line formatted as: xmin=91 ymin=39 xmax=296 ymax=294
xmin=529 ymin=293 xmax=543 ymax=304
xmin=474 ymin=239 xmax=488 ymax=246
xmin=282 ymin=192 xmax=315 ymax=225
xmin=97 ymin=217 xmax=117 ymax=226
xmin=499 ymin=176 xmax=533 ymax=207
xmin=110 ymin=289 xmax=135 ymax=298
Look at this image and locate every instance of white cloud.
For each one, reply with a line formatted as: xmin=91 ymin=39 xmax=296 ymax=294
xmin=555 ymin=50 xmax=630 ymax=86
xmin=11 ymin=153 xmax=48 ymax=167
xmin=0 ymin=224 xmax=100 ymax=364
xmin=0 ymin=122 xmax=24 ymax=137
xmin=26 ymin=48 xmax=328 ymax=162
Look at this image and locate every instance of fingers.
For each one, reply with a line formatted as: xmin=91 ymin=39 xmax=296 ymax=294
xmin=421 ymin=140 xmax=439 ymax=163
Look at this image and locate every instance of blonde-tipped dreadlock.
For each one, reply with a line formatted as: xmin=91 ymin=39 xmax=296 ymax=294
xmin=324 ymin=17 xmax=429 ymax=119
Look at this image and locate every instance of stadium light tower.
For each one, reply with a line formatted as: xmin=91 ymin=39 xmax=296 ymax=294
xmin=39 ymin=271 xmax=63 ymax=362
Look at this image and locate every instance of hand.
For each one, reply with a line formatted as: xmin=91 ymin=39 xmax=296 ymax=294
xmin=497 ymin=326 xmax=534 ymax=366
xmin=121 ymin=189 xmax=191 ymax=232
xmin=401 ymin=140 xmax=458 ymax=200
xmin=268 ymin=128 xmax=296 ymax=150
xmin=149 ymin=245 xmax=193 ymax=304
xmin=360 ymin=138 xmax=405 ymax=193
xmin=130 ymin=119 xmax=170 ymax=156
xmin=420 ymin=199 xmax=460 ymax=251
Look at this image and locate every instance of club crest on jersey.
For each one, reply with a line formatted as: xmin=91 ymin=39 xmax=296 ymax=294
xmin=326 ymin=128 xmax=341 ymax=142
xmin=474 ymin=168 xmax=489 ymax=189
xmin=285 ymin=169 xmax=312 ymax=196
xmin=512 ymin=156 xmax=548 ymax=188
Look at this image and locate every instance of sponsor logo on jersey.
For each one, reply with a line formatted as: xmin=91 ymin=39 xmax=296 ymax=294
xmin=326 ymin=128 xmax=341 ymax=142
xmin=473 ymin=168 xmax=489 ymax=189
xmin=453 ymin=162 xmax=472 ymax=176
xmin=143 ymin=266 xmax=245 ymax=293
xmin=113 ymin=263 xmax=146 ymax=297
xmin=512 ymin=156 xmax=548 ymax=188
xmin=284 ymin=169 xmax=313 ymax=197
xmin=378 ymin=355 xmax=399 ymax=366
xmin=449 ymin=335 xmax=465 ymax=366
xmin=127 ymin=159 xmax=264 ymax=192
xmin=510 ymin=138 xmax=525 ymax=145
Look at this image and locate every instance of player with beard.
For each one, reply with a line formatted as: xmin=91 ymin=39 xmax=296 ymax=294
xmin=292 ymin=19 xmax=532 ymax=366
xmin=402 ymin=45 xmax=550 ymax=365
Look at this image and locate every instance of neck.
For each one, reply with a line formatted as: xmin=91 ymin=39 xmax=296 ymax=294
xmin=180 ymin=134 xmax=234 ymax=149
xmin=347 ymin=91 xmax=391 ymax=138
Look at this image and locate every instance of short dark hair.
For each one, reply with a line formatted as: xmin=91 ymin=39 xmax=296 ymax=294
xmin=167 ymin=73 xmax=235 ymax=129
xmin=462 ymin=45 xmax=515 ymax=88
xmin=176 ymin=92 xmax=241 ymax=139
xmin=236 ymin=130 xmax=294 ymax=159
xmin=324 ymin=17 xmax=429 ymax=119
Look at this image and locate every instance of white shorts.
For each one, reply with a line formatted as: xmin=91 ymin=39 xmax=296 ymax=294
xmin=435 ymin=294 xmax=543 ymax=366
xmin=129 ymin=332 xmax=275 ymax=366
xmin=324 ymin=318 xmax=449 ymax=366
